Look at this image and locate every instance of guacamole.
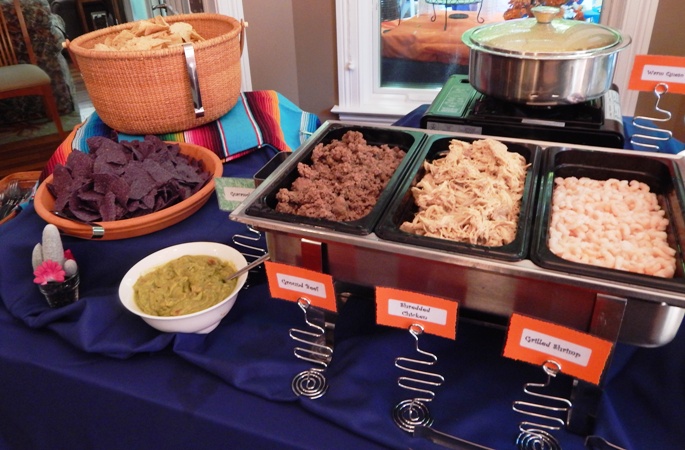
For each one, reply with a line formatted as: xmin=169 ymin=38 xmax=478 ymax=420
xmin=134 ymin=255 xmax=238 ymax=316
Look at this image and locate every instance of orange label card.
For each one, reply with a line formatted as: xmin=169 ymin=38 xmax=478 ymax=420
xmin=264 ymin=261 xmax=337 ymax=312
xmin=503 ymin=314 xmax=614 ymax=385
xmin=375 ymin=287 xmax=458 ymax=340
xmin=629 ymin=55 xmax=685 ymax=95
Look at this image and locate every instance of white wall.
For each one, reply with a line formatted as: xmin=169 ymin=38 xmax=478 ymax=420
xmin=241 ymin=1 xmax=299 ymax=103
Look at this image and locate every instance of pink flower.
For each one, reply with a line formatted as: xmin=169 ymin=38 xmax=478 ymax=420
xmin=64 ymin=249 xmax=75 ymax=261
xmin=33 ymin=260 xmax=66 ymax=285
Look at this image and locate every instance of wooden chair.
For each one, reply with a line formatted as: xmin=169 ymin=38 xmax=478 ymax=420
xmin=0 ymin=0 xmax=66 ymax=138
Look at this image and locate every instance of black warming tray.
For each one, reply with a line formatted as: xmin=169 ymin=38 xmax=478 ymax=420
xmin=375 ymin=135 xmax=542 ymax=261
xmin=244 ymin=123 xmax=425 ymax=235
xmin=531 ymin=147 xmax=685 ymax=294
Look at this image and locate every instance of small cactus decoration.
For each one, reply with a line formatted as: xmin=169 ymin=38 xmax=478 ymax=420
xmin=32 ymin=224 xmax=79 ymax=285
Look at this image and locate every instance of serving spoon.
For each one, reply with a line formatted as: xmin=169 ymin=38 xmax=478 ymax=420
xmin=225 ymin=253 xmax=270 ymax=282
xmin=51 ymin=210 xmax=105 ymax=239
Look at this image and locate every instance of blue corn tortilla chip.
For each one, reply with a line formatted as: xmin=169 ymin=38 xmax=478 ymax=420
xmin=122 ymin=161 xmax=156 ymax=200
xmin=65 ymin=150 xmax=94 ymax=180
xmin=141 ymin=159 xmax=175 ymax=185
xmin=98 ymin=191 xmax=118 ymax=222
xmin=47 ymin=136 xmax=210 ymax=222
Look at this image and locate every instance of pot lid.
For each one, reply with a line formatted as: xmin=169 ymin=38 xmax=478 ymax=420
xmin=466 ymin=6 xmax=622 ymax=55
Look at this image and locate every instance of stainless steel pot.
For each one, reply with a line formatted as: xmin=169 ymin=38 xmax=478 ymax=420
xmin=461 ymin=6 xmax=632 ymax=105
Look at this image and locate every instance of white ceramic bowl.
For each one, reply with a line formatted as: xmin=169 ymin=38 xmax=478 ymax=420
xmin=119 ymin=242 xmax=248 ymax=334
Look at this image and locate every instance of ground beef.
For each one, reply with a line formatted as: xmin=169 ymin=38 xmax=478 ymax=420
xmin=275 ymin=130 xmax=405 ymax=221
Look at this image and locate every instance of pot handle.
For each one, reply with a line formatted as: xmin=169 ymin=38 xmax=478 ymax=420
xmin=531 ymin=6 xmax=561 ymax=24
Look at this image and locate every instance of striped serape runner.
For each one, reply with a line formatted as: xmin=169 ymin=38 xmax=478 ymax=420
xmin=40 ymin=90 xmax=320 ymax=181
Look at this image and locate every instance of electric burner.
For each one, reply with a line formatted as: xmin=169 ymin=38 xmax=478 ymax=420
xmin=421 ymin=75 xmax=625 ymax=148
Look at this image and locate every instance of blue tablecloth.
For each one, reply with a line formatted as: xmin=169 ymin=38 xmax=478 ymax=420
xmin=1 ymin=117 xmax=685 ymax=449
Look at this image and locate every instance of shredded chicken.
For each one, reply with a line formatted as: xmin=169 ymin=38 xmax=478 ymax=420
xmin=400 ymin=138 xmax=528 ymax=247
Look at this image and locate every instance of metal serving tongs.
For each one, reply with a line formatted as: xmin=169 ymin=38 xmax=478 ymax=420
xmin=412 ymin=427 xmax=627 ymax=449
xmin=584 ymin=436 xmax=626 ymax=450
xmin=182 ymin=19 xmax=247 ymax=119
xmin=413 ymin=425 xmax=494 ymax=450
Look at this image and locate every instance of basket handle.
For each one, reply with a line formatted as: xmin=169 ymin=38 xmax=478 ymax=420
xmin=182 ymin=43 xmax=204 ymax=118
xmin=63 ymin=40 xmax=80 ymax=72
xmin=240 ymin=20 xmax=247 ymax=56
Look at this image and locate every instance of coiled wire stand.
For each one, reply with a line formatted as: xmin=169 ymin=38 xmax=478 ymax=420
xmin=289 ymin=297 xmax=333 ymax=399
xmin=232 ymin=225 xmax=265 ymax=261
xmin=393 ymin=323 xmax=445 ymax=432
xmin=232 ymin=225 xmax=267 ymax=288
xmin=512 ymin=360 xmax=572 ymax=450
xmin=631 ymin=83 xmax=674 ymax=152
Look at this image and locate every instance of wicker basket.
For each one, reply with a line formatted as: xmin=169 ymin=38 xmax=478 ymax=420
xmin=66 ymin=14 xmax=244 ymax=134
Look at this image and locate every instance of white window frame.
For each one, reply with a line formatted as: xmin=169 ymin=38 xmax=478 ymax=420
xmin=332 ymin=0 xmax=660 ymax=124
xmin=214 ymin=0 xmax=252 ymax=92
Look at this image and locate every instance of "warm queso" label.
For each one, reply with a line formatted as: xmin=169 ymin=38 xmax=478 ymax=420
xmin=629 ymin=55 xmax=685 ymax=95
xmin=375 ymin=287 xmax=458 ymax=340
xmin=503 ymin=314 xmax=614 ymax=385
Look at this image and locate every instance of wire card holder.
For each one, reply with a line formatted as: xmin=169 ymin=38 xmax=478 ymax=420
xmin=392 ymin=323 xmax=445 ymax=432
xmin=631 ymin=83 xmax=674 ymax=152
xmin=232 ymin=225 xmax=267 ymax=288
xmin=232 ymin=225 xmax=265 ymax=261
xmin=512 ymin=360 xmax=572 ymax=450
xmin=289 ymin=297 xmax=333 ymax=399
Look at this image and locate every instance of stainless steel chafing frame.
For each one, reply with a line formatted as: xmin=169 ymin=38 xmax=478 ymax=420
xmin=230 ymin=122 xmax=685 ymax=348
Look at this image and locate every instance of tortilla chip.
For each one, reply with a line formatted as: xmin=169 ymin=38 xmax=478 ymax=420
xmin=93 ymin=18 xmax=205 ymax=51
xmin=47 ymin=136 xmax=210 ymax=222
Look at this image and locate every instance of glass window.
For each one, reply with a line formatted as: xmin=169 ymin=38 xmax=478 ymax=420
xmin=334 ymin=0 xmax=655 ymax=124
xmin=380 ymin=1 xmax=603 ymax=90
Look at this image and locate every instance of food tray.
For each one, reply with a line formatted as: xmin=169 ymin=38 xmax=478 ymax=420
xmin=244 ymin=123 xmax=425 ymax=235
xmin=375 ymin=135 xmax=541 ymax=261
xmin=530 ymin=147 xmax=685 ymax=293
xmin=254 ymin=150 xmax=289 ymax=187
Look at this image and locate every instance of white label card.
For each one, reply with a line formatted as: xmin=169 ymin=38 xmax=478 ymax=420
xmin=276 ymin=274 xmax=327 ymax=299
xmin=388 ymin=299 xmax=447 ymax=325
xmin=519 ymin=328 xmax=592 ymax=367
xmin=641 ymin=64 xmax=685 ymax=84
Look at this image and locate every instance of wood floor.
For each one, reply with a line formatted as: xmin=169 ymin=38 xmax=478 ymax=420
xmin=0 ymin=61 xmax=93 ymax=179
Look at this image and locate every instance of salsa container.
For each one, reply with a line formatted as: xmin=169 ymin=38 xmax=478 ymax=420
xmin=375 ymin=135 xmax=541 ymax=262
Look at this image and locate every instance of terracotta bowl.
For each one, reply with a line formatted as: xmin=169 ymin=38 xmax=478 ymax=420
xmin=118 ymin=242 xmax=248 ymax=334
xmin=34 ymin=143 xmax=223 ymax=240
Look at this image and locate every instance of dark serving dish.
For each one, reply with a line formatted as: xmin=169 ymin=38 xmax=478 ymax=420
xmin=375 ymin=135 xmax=541 ymax=261
xmin=244 ymin=123 xmax=426 ymax=235
xmin=254 ymin=149 xmax=289 ymax=187
xmin=530 ymin=147 xmax=685 ymax=293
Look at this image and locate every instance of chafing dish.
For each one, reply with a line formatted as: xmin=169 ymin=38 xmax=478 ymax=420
xmin=231 ymin=121 xmax=685 ymax=347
